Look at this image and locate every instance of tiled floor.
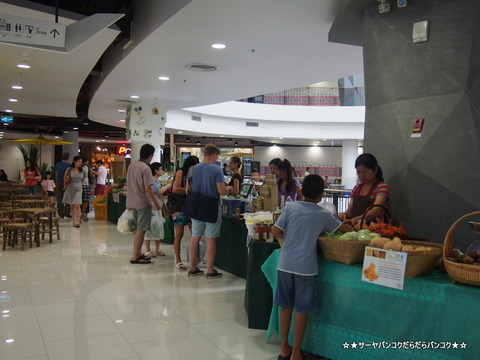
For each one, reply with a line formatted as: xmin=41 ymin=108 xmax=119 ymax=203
xmin=0 ymin=215 xmax=282 ymax=360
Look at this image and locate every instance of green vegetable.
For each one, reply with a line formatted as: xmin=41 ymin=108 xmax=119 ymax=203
xmin=339 ymin=231 xmax=358 ymax=241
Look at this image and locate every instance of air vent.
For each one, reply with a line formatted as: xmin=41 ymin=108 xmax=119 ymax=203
xmin=186 ymin=63 xmax=219 ymax=72
xmin=246 ymin=122 xmax=259 ymax=127
xmin=191 ymin=115 xmax=201 ymax=122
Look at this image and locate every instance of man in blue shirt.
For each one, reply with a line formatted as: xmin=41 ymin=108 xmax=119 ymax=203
xmin=187 ymin=144 xmax=228 ymax=279
xmin=55 ymin=152 xmax=70 ymax=218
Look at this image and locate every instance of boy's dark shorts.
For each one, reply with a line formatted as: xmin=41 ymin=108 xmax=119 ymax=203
xmin=274 ymin=270 xmax=317 ymax=314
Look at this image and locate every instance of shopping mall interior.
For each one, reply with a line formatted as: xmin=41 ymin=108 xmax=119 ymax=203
xmin=1 ymin=1 xmax=480 ymax=359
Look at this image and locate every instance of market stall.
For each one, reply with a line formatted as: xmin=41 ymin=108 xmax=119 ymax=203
xmin=262 ymin=249 xmax=479 ymax=360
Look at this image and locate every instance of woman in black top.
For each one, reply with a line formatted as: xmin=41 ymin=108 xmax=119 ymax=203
xmin=0 ymin=169 xmax=8 ymax=182
xmin=227 ymin=156 xmax=244 ymax=194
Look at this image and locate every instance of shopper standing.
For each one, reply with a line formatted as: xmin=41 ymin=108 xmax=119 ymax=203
xmin=126 ymin=144 xmax=161 ymax=264
xmin=23 ymin=159 xmax=41 ymax=195
xmin=81 ymin=156 xmax=92 ymax=222
xmin=55 ymin=152 xmax=71 ymax=218
xmin=91 ymin=160 xmax=108 ymax=196
xmin=187 ymin=144 xmax=228 ymax=279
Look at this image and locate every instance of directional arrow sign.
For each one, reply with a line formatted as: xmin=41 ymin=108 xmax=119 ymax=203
xmin=0 ymin=14 xmax=66 ymax=48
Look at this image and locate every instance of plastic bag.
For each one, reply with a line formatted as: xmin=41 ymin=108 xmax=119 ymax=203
xmin=319 ymin=200 xmax=337 ymax=215
xmin=149 ymin=209 xmax=165 ymax=239
xmin=117 ymin=209 xmax=136 ymax=234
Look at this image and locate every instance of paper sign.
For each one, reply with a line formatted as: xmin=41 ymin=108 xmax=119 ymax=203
xmin=411 ymin=118 xmax=424 ymax=138
xmin=362 ymin=247 xmax=407 ymax=290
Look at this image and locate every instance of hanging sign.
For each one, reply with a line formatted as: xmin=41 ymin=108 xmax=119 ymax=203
xmin=0 ymin=14 xmax=66 ymax=48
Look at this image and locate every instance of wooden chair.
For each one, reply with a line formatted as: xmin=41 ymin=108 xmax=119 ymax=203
xmin=40 ymin=215 xmax=61 ymax=242
xmin=2 ymin=223 xmax=34 ymax=250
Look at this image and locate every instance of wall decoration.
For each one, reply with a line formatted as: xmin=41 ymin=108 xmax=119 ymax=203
xmin=144 ymin=129 xmax=152 ymax=138
xmin=152 ymin=107 xmax=159 ymax=115
xmin=132 ymin=129 xmax=140 ymax=136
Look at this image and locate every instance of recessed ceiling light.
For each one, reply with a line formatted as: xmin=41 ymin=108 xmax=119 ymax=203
xmin=64 ymin=131 xmax=69 ymax=134
xmin=4 ymin=109 xmax=12 ymax=113
xmin=17 ymin=62 xmax=30 ymax=69
xmin=177 ymin=131 xmax=183 ymax=134
xmin=5 ymin=339 xmax=14 ymax=343
xmin=279 ymin=137 xmax=283 ymax=139
xmin=118 ymin=109 xmax=126 ymax=113
xmin=220 ymin=135 xmax=224 ymax=137
xmin=96 ymin=140 xmax=100 ymax=143
xmin=101 ymin=139 xmax=106 ymax=142
xmin=130 ymin=95 xmax=139 ymax=99
xmin=119 ymin=119 xmax=125 ymax=122
xmin=54 ymin=136 xmax=59 ymax=139
xmin=212 ymin=43 xmax=226 ymax=49
xmin=73 ymin=127 xmax=78 ymax=130
xmin=11 ymin=85 xmax=23 ymax=90
xmin=158 ymin=76 xmax=170 ymax=81
xmin=8 ymin=98 xmax=17 ymax=102
xmin=323 ymin=138 xmax=327 ymax=141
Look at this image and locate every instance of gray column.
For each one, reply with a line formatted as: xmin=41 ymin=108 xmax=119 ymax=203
xmin=362 ymin=0 xmax=480 ymax=247
xmin=63 ymin=131 xmax=79 ymax=160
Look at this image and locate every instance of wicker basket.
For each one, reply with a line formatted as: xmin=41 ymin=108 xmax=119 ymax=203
xmin=318 ymin=237 xmax=370 ymax=265
xmin=443 ymin=211 xmax=480 ymax=286
xmin=401 ymin=240 xmax=443 ymax=278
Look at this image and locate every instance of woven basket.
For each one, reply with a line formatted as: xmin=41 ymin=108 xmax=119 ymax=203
xmin=401 ymin=240 xmax=443 ymax=278
xmin=443 ymin=211 xmax=480 ymax=286
xmin=318 ymin=237 xmax=370 ymax=265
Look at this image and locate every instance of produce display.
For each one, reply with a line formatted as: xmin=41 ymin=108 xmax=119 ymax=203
xmin=355 ymin=222 xmax=407 ymax=238
xmin=369 ymin=236 xmax=438 ymax=253
xmin=322 ymin=229 xmax=380 ymax=241
xmin=445 ymin=240 xmax=480 ymax=266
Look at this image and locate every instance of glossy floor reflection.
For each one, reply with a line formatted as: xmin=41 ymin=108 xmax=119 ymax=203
xmin=0 ymin=215 xmax=280 ymax=360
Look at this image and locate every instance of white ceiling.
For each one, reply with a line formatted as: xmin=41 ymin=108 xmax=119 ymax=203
xmin=0 ymin=0 xmax=365 ymax=146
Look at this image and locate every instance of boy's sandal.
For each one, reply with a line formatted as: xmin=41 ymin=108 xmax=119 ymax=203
xmin=145 ymin=251 xmax=156 ymax=258
xmin=156 ymin=250 xmax=166 ymax=257
xmin=175 ymin=262 xmax=187 ymax=270
xmin=140 ymin=254 xmax=151 ymax=261
xmin=188 ymin=267 xmax=204 ymax=277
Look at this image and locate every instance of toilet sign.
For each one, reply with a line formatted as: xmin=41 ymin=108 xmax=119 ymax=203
xmin=0 ymin=14 xmax=66 ymax=48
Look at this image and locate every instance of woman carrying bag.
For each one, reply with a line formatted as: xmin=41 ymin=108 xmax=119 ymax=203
xmin=169 ymin=155 xmax=199 ymax=270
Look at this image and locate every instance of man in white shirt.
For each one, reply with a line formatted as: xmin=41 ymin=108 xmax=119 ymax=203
xmin=91 ymin=160 xmax=108 ymax=196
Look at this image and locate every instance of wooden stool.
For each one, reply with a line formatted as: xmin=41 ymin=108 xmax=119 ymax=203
xmin=40 ymin=216 xmax=61 ymax=242
xmin=2 ymin=223 xmax=34 ymax=250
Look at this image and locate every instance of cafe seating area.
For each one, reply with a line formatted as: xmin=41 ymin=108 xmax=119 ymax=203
xmin=0 ymin=185 xmax=59 ymax=251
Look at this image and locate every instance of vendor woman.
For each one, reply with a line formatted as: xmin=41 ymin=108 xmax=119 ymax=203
xmin=339 ymin=153 xmax=389 ymax=225
xmin=276 ymin=159 xmax=304 ymax=205
xmin=226 ymin=156 xmax=244 ymax=194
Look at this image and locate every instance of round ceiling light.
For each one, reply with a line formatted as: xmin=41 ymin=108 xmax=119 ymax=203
xmin=158 ymin=76 xmax=170 ymax=81
xmin=212 ymin=43 xmax=226 ymax=49
xmin=185 ymin=63 xmax=219 ymax=72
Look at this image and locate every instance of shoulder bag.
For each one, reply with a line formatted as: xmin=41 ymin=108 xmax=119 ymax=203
xmin=182 ymin=165 xmax=219 ymax=223
xmin=167 ymin=173 xmax=186 ymax=212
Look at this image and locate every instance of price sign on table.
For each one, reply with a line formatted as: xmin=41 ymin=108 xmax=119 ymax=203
xmin=362 ymin=247 xmax=407 ymax=290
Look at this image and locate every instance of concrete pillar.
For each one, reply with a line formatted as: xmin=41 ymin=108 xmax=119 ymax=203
xmin=342 ymin=139 xmax=358 ymax=190
xmin=62 ymin=131 xmax=79 ymax=161
xmin=362 ymin=0 xmax=480 ymax=246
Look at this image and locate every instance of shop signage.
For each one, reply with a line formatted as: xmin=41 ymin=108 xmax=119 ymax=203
xmin=0 ymin=14 xmax=66 ymax=47
xmin=117 ymin=146 xmax=131 ymax=157
xmin=411 ymin=118 xmax=425 ymax=138
xmin=362 ymin=247 xmax=407 ymax=290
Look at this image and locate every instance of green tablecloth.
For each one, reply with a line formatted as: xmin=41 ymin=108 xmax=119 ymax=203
xmin=106 ymin=193 xmax=174 ymax=243
xmin=262 ymin=249 xmax=479 ymax=360
xmin=215 ymin=215 xmax=249 ymax=278
xmin=245 ymin=240 xmax=280 ymax=329
xmin=107 ymin=193 xmax=126 ymax=223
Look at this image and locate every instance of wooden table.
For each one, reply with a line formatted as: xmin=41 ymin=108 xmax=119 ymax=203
xmin=11 ymin=199 xmax=50 ymax=208
xmin=7 ymin=208 xmax=55 ymax=246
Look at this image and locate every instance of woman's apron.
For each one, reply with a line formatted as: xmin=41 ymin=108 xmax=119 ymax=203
xmin=351 ymin=182 xmax=379 ymax=221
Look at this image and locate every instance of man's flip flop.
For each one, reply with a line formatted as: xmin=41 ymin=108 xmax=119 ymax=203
xmin=130 ymin=257 xmax=151 ymax=264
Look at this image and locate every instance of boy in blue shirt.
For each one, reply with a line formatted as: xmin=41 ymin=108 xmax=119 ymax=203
xmin=272 ymin=175 xmax=351 ymax=360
